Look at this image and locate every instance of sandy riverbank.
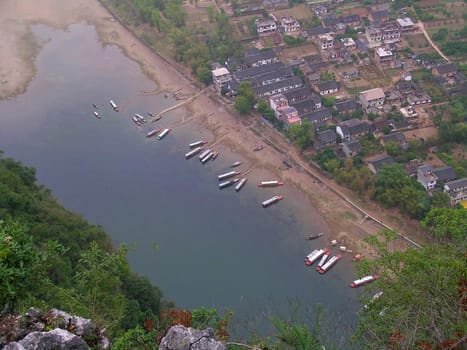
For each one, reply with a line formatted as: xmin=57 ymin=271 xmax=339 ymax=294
xmin=0 ymin=0 xmax=424 ymax=256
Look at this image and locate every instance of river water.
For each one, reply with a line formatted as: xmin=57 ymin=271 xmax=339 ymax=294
xmin=0 ymin=23 xmax=361 ymax=343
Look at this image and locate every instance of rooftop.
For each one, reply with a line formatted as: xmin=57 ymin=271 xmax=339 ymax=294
xmin=212 ymin=67 xmax=230 ymax=77
xmin=360 ymin=88 xmax=385 ymax=101
xmin=445 ymin=178 xmax=467 ymax=191
xmin=375 ymin=47 xmax=393 ymax=57
xmin=396 ymin=17 xmax=414 ymax=27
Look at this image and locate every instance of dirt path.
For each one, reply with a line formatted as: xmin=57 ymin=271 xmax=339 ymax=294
xmin=417 ymin=20 xmax=450 ymax=62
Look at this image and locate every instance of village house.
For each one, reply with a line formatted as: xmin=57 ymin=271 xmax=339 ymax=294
xmin=311 ymin=4 xmax=327 ymax=17
xmin=269 ymin=94 xmax=301 ymax=127
xmin=280 ymin=16 xmax=300 ymax=32
xmin=250 ymin=66 xmax=294 ymax=87
xmin=396 ymin=80 xmax=416 ymax=95
xmin=433 ymin=166 xmax=457 ymax=184
xmin=366 ymin=27 xmax=382 ymax=46
xmin=253 ymin=76 xmax=303 ymax=97
xmin=396 ymin=17 xmax=415 ymax=34
xmin=399 ymin=106 xmax=418 ymax=124
xmin=291 ymin=95 xmax=322 ymax=113
xmin=336 ymin=119 xmax=372 ymax=141
xmin=283 ymin=86 xmax=315 ymax=103
xmin=341 ymin=69 xmax=359 ymax=80
xmin=407 ymin=88 xmax=431 ymax=106
xmin=381 ymin=132 xmax=406 ymax=147
xmin=317 ymin=33 xmax=335 ymax=50
xmin=302 ymin=108 xmax=332 ymax=128
xmin=367 ymin=155 xmax=395 ymax=174
xmin=406 ymin=159 xmax=423 ymax=177
xmin=211 ymin=67 xmax=232 ymax=90
xmin=372 ymin=117 xmax=390 ymax=133
xmin=341 ymin=140 xmax=362 ymax=157
xmin=384 ymin=89 xmax=405 ymax=105
xmin=381 ymin=21 xmax=401 ymax=43
xmin=432 ymin=63 xmax=458 ymax=78
xmin=256 ymin=19 xmax=277 ymax=36
xmin=316 ymin=80 xmax=340 ymax=95
xmin=314 ymin=129 xmax=337 ymax=150
xmin=374 ymin=47 xmax=395 ymax=67
xmin=417 ymin=165 xmax=456 ymax=190
xmin=269 ymin=93 xmax=289 ymax=117
xmin=322 ymin=15 xmax=361 ymax=29
xmin=244 ymin=49 xmax=279 ymax=68
xmin=369 ymin=9 xmax=389 ymax=24
xmin=306 ymin=26 xmax=333 ymax=39
xmin=334 ymin=99 xmax=359 ymax=115
xmin=341 ymin=37 xmax=356 ymax=50
xmin=263 ymin=0 xmax=289 ymax=10
xmin=444 ymin=178 xmax=467 ymax=206
xmin=359 ymin=88 xmax=385 ymax=112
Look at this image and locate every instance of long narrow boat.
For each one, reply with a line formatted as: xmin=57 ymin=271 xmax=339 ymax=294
xmin=317 ymin=250 xmax=330 ymax=268
xmin=351 ymin=275 xmax=379 ymax=288
xmin=306 ymin=232 xmax=324 ymax=240
xmin=200 ymin=151 xmax=214 ymax=164
xmin=364 ymin=291 xmax=384 ymax=310
xmin=231 ymin=161 xmax=242 ymax=168
xmin=219 ymin=178 xmax=239 ymax=189
xmin=93 ymin=111 xmax=101 ymax=119
xmin=110 ymin=100 xmax=118 ymax=112
xmin=261 ymin=195 xmax=283 ymax=208
xmin=189 ymin=140 xmax=208 ymax=148
xmin=157 ymin=128 xmax=171 ymax=140
xmin=210 ymin=151 xmax=219 ymax=160
xmin=258 ymin=180 xmax=284 ymax=187
xmin=132 ymin=116 xmax=142 ymax=126
xmin=134 ymin=114 xmax=146 ymax=124
xmin=146 ymin=128 xmax=161 ymax=138
xmin=304 ymin=249 xmax=325 ymax=266
xmin=185 ymin=146 xmax=203 ymax=159
xmin=92 ymin=103 xmax=99 ymax=109
xmin=218 ymin=171 xmax=240 ymax=181
xmin=198 ymin=149 xmax=212 ymax=160
xmin=317 ymin=255 xmax=342 ymax=274
xmin=235 ymin=178 xmax=247 ymax=192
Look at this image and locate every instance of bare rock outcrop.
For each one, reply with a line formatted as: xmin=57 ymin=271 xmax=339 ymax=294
xmin=159 ymin=325 xmax=226 ymax=350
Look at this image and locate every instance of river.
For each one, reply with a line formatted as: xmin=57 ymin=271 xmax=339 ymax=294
xmin=0 ymin=23 xmax=361 ymax=344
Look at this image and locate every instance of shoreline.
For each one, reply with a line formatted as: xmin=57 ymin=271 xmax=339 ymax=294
xmin=0 ymin=0 xmax=424 ymax=256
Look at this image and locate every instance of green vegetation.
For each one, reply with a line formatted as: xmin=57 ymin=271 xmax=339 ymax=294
xmin=283 ymin=35 xmax=306 ymax=46
xmin=354 ymin=227 xmax=466 ymax=349
xmin=235 ymin=81 xmax=256 ymax=114
xmin=287 ymin=119 xmax=315 ymax=151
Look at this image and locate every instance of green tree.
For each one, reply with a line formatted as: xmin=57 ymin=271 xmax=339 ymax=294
xmin=112 ymin=325 xmax=158 ymax=350
xmin=384 ymin=141 xmax=401 ymax=158
xmin=272 ymin=318 xmax=324 ymax=350
xmin=235 ymin=81 xmax=255 ymax=114
xmin=287 ymin=119 xmax=315 ymax=150
xmin=421 ymin=207 xmax=467 ymax=243
xmin=235 ymin=96 xmax=253 ymax=114
xmin=321 ymin=96 xmax=336 ymax=108
xmin=353 ymin=230 xmax=467 ymax=349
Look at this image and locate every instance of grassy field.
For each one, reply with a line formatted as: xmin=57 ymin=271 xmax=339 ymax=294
xmin=271 ymin=4 xmax=313 ymax=20
xmin=279 ymin=42 xmax=319 ymax=60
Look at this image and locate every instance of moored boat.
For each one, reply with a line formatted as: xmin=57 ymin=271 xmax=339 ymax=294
xmin=146 ymin=128 xmax=161 ymax=138
xmin=317 ymin=255 xmax=341 ymax=274
xmin=189 ymin=140 xmax=208 ymax=148
xmin=306 ymin=232 xmax=324 ymax=240
xmin=185 ymin=146 xmax=204 ymax=159
xmin=261 ymin=195 xmax=283 ymax=208
xmin=350 ymin=275 xmax=379 ymax=288
xmin=210 ymin=151 xmax=219 ymax=160
xmin=219 ymin=178 xmax=239 ymax=189
xmin=231 ymin=161 xmax=242 ymax=168
xmin=253 ymin=145 xmax=263 ymax=151
xmin=110 ymin=100 xmax=118 ymax=111
xmin=218 ymin=171 xmax=240 ymax=181
xmin=304 ymin=249 xmax=326 ymax=266
xmin=317 ymin=250 xmax=330 ymax=268
xmin=200 ymin=151 xmax=213 ymax=164
xmin=134 ymin=114 xmax=146 ymax=124
xmin=364 ymin=291 xmax=384 ymax=310
xmin=198 ymin=149 xmax=212 ymax=160
xmin=132 ymin=116 xmax=142 ymax=125
xmin=235 ymin=178 xmax=247 ymax=192
xmin=93 ymin=111 xmax=101 ymax=119
xmin=92 ymin=103 xmax=99 ymax=109
xmin=258 ymin=180 xmax=284 ymax=187
xmin=157 ymin=128 xmax=171 ymax=140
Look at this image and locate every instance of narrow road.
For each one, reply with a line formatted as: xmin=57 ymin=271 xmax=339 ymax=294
xmin=417 ymin=21 xmax=450 ymax=62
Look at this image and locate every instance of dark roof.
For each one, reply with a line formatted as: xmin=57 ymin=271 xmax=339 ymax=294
xmin=334 ymin=99 xmax=358 ymax=113
xmin=291 ymin=96 xmax=321 ymax=114
xmin=305 ymin=26 xmax=332 ymax=36
xmin=316 ymin=129 xmax=337 ymax=143
xmin=244 ymin=50 xmax=277 ymax=66
xmin=371 ymin=9 xmax=388 ymax=19
xmin=343 ymin=140 xmax=362 ymax=153
xmin=250 ymin=66 xmax=294 ymax=86
xmin=368 ymin=155 xmax=395 ymax=171
xmin=323 ymin=14 xmax=360 ymax=26
xmin=283 ymin=86 xmax=315 ymax=103
xmin=234 ymin=62 xmax=284 ymax=81
xmin=308 ymin=61 xmax=329 ymax=72
xmin=245 ymin=48 xmax=260 ymax=56
xmin=445 ymin=178 xmax=467 ymax=191
xmin=253 ymin=76 xmax=302 ymax=96
xmin=382 ymin=132 xmax=406 ymax=143
xmin=435 ymin=63 xmax=457 ymax=75
xmin=340 ymin=119 xmax=372 ymax=136
xmin=302 ymin=108 xmax=332 ymax=123
xmin=396 ymin=81 xmax=415 ymax=94
xmin=432 ymin=166 xmax=456 ymax=182
xmin=317 ymin=80 xmax=339 ymax=91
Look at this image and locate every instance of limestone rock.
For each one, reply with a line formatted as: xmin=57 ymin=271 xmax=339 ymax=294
xmin=8 ymin=328 xmax=89 ymax=350
xmin=159 ymin=325 xmax=226 ymax=350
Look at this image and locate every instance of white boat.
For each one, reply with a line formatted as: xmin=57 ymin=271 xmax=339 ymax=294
xmin=258 ymin=180 xmax=284 ymax=187
xmin=364 ymin=291 xmax=383 ymax=310
xmin=235 ymin=178 xmax=247 ymax=192
xmin=110 ymin=100 xmax=118 ymax=111
xmin=93 ymin=111 xmax=101 ymax=119
xmin=146 ymin=128 xmax=161 ymax=138
xmin=189 ymin=140 xmax=208 ymax=148
xmin=261 ymin=195 xmax=283 ymax=208
xmin=132 ymin=116 xmax=142 ymax=125
xmin=135 ymin=114 xmax=146 ymax=123
xmin=218 ymin=171 xmax=240 ymax=181
xmin=185 ymin=146 xmax=203 ymax=159
xmin=317 ymin=255 xmax=341 ymax=274
xmin=219 ymin=178 xmax=239 ymax=189
xmin=231 ymin=161 xmax=242 ymax=168
xmin=200 ymin=151 xmax=213 ymax=164
xmin=198 ymin=149 xmax=212 ymax=160
xmin=304 ymin=249 xmax=325 ymax=266
xmin=351 ymin=275 xmax=379 ymax=288
xmin=317 ymin=250 xmax=330 ymax=267
xmin=157 ymin=128 xmax=171 ymax=140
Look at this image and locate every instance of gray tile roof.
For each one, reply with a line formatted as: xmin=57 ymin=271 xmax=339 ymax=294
xmin=334 ymin=100 xmax=358 ymax=113
xmin=234 ymin=62 xmax=285 ymax=81
xmin=317 ymin=80 xmax=339 ymax=91
xmin=432 ymin=166 xmax=456 ymax=182
xmin=368 ymin=155 xmax=395 ymax=171
xmin=382 ymin=132 xmax=406 ymax=143
xmin=445 ymin=178 xmax=467 ymax=191
xmin=435 ymin=63 xmax=457 ymax=75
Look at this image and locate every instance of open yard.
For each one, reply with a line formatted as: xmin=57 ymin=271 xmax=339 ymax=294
xmin=279 ymin=42 xmax=319 ymax=61
xmin=271 ymin=4 xmax=313 ymax=20
xmin=404 ymin=35 xmax=439 ymax=55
